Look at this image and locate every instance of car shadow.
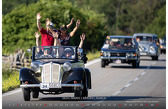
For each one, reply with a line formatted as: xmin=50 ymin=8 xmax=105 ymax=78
xmin=108 ymin=65 xmax=165 ymax=70
xmin=140 ymin=59 xmax=166 ymax=62
xmin=37 ymin=96 xmax=165 ymax=101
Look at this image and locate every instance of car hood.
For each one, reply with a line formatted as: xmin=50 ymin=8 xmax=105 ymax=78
xmin=138 ymin=41 xmax=156 ymax=48
xmin=101 ymin=48 xmax=137 ymax=52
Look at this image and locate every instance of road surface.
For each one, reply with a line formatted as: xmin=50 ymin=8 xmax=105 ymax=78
xmin=2 ymin=54 xmax=166 ymax=109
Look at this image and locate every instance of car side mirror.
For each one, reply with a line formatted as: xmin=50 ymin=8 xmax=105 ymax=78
xmin=81 ymin=54 xmax=88 ymax=64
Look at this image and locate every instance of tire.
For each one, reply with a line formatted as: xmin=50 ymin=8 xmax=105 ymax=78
xmin=74 ymin=88 xmax=83 ymax=100
xmin=132 ymin=60 xmax=139 ymax=68
xmin=32 ymin=91 xmax=39 ymax=98
xmin=22 ymin=88 xmax=31 ymax=101
xmin=152 ymin=56 xmax=158 ymax=60
xmin=82 ymin=88 xmax=88 ymax=97
xmin=101 ymin=60 xmax=105 ymax=68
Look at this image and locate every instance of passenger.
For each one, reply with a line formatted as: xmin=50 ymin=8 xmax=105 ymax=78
xmin=136 ymin=37 xmax=140 ymax=42
xmin=58 ymin=19 xmax=80 ymax=46
xmin=124 ymin=39 xmax=132 ymax=47
xmin=36 ymin=13 xmax=54 ymax=46
xmin=63 ymin=48 xmax=74 ymax=58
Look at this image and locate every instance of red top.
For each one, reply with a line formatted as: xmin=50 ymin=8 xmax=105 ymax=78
xmin=39 ymin=28 xmax=54 ymax=46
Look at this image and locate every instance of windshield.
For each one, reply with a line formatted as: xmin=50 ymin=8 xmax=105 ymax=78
xmin=135 ymin=36 xmax=153 ymax=43
xmin=103 ymin=37 xmax=135 ymax=50
xmin=34 ymin=46 xmax=77 ymax=60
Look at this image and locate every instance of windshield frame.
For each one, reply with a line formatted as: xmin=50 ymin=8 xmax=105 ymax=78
xmin=32 ymin=46 xmax=78 ymax=61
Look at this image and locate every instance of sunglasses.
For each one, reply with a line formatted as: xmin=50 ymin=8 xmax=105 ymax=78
xmin=61 ymin=28 xmax=67 ymax=31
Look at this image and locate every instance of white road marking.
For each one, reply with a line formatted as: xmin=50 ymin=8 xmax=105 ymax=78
xmin=134 ymin=78 xmax=139 ymax=81
xmin=85 ymin=59 xmax=100 ymax=67
xmin=112 ymin=91 xmax=121 ymax=96
xmin=2 ymin=58 xmax=101 ymax=97
xmin=124 ymin=83 xmax=131 ymax=88
xmin=141 ymin=72 xmax=146 ymax=75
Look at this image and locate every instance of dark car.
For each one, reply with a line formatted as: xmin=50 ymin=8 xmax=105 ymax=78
xmin=133 ymin=33 xmax=160 ymax=60
xmin=19 ymin=46 xmax=91 ymax=101
xmin=100 ymin=36 xmax=140 ymax=68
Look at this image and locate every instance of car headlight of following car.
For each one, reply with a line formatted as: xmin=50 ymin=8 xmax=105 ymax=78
xmin=150 ymin=46 xmax=155 ymax=51
xmin=103 ymin=52 xmax=110 ymax=57
xmin=31 ymin=63 xmax=39 ymax=72
xmin=63 ymin=62 xmax=72 ymax=72
xmin=126 ymin=53 xmax=137 ymax=57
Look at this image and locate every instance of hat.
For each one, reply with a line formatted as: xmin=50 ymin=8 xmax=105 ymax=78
xmin=60 ymin=24 xmax=67 ymax=30
xmin=43 ymin=47 xmax=50 ymax=51
xmin=64 ymin=48 xmax=74 ymax=54
xmin=46 ymin=22 xmax=54 ymax=27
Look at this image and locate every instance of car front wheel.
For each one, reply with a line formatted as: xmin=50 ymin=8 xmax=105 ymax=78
xmin=132 ymin=60 xmax=139 ymax=68
xmin=101 ymin=60 xmax=105 ymax=68
xmin=22 ymin=88 xmax=31 ymax=101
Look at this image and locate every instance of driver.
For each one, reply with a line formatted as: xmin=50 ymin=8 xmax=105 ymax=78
xmin=39 ymin=47 xmax=53 ymax=58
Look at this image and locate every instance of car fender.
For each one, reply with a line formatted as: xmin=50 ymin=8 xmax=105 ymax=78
xmin=62 ymin=68 xmax=84 ymax=84
xmin=19 ymin=68 xmax=40 ymax=84
xmin=85 ymin=68 xmax=92 ymax=89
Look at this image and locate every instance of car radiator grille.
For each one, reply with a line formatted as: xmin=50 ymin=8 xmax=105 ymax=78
xmin=42 ymin=63 xmax=60 ymax=83
xmin=111 ymin=53 xmax=126 ymax=57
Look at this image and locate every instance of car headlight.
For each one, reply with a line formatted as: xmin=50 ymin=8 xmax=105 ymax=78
xmin=103 ymin=52 xmax=107 ymax=57
xmin=150 ymin=46 xmax=155 ymax=51
xmin=126 ymin=53 xmax=130 ymax=57
xmin=31 ymin=63 xmax=39 ymax=72
xmin=63 ymin=62 xmax=72 ymax=72
xmin=106 ymin=52 xmax=111 ymax=57
xmin=126 ymin=53 xmax=137 ymax=57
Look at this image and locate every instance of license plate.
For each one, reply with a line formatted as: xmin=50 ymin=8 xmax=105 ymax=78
xmin=40 ymin=83 xmax=61 ymax=90
xmin=140 ymin=53 xmax=147 ymax=55
xmin=116 ymin=59 xmax=121 ymax=64
xmin=40 ymin=83 xmax=49 ymax=90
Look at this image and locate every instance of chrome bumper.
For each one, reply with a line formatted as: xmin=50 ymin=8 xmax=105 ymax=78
xmin=20 ymin=84 xmax=84 ymax=89
xmin=140 ymin=51 xmax=157 ymax=56
xmin=100 ymin=56 xmax=137 ymax=60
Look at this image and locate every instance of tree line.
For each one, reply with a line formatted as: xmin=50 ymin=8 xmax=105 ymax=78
xmin=2 ymin=0 xmax=166 ymax=55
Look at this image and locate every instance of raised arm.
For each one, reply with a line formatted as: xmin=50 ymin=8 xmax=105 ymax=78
xmin=70 ymin=19 xmax=80 ymax=37
xmin=37 ymin=13 xmax=42 ymax=31
xmin=79 ymin=33 xmax=85 ymax=49
xmin=34 ymin=32 xmax=40 ymax=52
xmin=66 ymin=18 xmax=74 ymax=28
xmin=48 ymin=27 xmax=60 ymax=46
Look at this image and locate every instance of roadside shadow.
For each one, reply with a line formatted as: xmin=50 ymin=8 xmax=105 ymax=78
xmin=38 ymin=96 xmax=165 ymax=101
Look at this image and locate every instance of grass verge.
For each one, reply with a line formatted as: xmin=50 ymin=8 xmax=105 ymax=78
xmin=2 ymin=69 xmax=20 ymax=93
xmin=86 ymin=50 xmax=100 ymax=61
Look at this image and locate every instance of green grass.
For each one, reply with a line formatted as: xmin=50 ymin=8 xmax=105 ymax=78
xmin=86 ymin=50 xmax=100 ymax=61
xmin=2 ymin=69 xmax=20 ymax=93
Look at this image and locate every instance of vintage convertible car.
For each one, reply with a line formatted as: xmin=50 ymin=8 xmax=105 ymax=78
xmin=100 ymin=36 xmax=140 ymax=68
xmin=133 ymin=33 xmax=160 ymax=60
xmin=19 ymin=46 xmax=91 ymax=101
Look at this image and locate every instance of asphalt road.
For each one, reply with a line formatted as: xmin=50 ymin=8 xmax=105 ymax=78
xmin=2 ymin=54 xmax=166 ymax=109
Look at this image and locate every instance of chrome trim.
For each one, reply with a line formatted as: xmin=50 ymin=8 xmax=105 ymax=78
xmin=20 ymin=84 xmax=84 ymax=89
xmin=50 ymin=62 xmax=52 ymax=83
xmin=100 ymin=56 xmax=137 ymax=60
